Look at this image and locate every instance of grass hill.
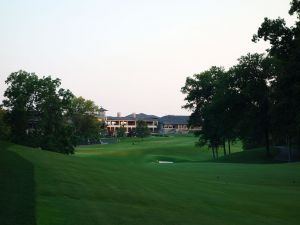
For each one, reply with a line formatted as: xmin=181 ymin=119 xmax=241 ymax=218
xmin=1 ymin=136 xmax=300 ymax=225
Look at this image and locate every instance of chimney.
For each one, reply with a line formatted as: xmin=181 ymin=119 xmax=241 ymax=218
xmin=133 ymin=113 xmax=136 ymax=119
xmin=117 ymin=112 xmax=121 ymax=117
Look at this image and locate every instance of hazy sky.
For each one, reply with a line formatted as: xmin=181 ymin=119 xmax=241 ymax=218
xmin=0 ymin=0 xmax=296 ymax=116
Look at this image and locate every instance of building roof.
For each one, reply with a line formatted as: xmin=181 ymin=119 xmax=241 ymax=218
xmin=159 ymin=115 xmax=189 ymax=125
xmin=99 ymin=107 xmax=108 ymax=112
xmin=107 ymin=113 xmax=159 ymax=121
xmin=127 ymin=113 xmax=159 ymax=120
xmin=106 ymin=112 xmax=190 ymax=124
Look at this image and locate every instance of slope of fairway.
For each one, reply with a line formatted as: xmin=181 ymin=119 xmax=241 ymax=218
xmin=76 ymin=136 xmax=243 ymax=163
xmin=1 ymin=136 xmax=300 ymax=225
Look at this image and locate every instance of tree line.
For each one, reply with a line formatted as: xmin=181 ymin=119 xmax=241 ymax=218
xmin=182 ymin=0 xmax=300 ymax=159
xmin=0 ymin=71 xmax=152 ymax=153
xmin=0 ymin=71 xmax=105 ymax=154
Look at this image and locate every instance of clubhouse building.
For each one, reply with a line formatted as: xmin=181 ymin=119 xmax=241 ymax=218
xmin=96 ymin=108 xmax=191 ymax=135
xmin=106 ymin=113 xmax=159 ymax=135
xmin=159 ymin=115 xmax=189 ymax=134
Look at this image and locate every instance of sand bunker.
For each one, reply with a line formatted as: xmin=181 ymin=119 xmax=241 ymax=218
xmin=158 ymin=161 xmax=174 ymax=164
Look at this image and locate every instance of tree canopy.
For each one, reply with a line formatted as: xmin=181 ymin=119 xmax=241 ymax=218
xmin=2 ymin=70 xmax=104 ymax=154
xmin=71 ymin=96 xmax=104 ymax=145
xmin=253 ymin=0 xmax=300 ymax=154
xmin=182 ymin=0 xmax=300 ymax=159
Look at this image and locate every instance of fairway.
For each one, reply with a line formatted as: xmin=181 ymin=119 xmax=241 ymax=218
xmin=1 ymin=136 xmax=300 ymax=225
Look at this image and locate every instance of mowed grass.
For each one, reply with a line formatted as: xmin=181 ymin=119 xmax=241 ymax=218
xmin=76 ymin=136 xmax=242 ymax=163
xmin=1 ymin=136 xmax=300 ymax=225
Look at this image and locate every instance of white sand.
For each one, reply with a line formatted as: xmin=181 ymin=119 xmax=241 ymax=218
xmin=158 ymin=161 xmax=174 ymax=164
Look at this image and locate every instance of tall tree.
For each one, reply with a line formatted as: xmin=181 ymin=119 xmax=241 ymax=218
xmin=253 ymin=0 xmax=300 ymax=156
xmin=182 ymin=56 xmax=276 ymax=158
xmin=3 ymin=71 xmax=76 ymax=154
xmin=182 ymin=67 xmax=232 ymax=158
xmin=228 ymin=53 xmax=277 ymax=156
xmin=3 ymin=71 xmax=39 ymax=144
xmin=35 ymin=76 xmax=75 ymax=153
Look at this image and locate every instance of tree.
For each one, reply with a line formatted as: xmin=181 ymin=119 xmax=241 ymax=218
xmin=181 ymin=0 xmax=299 ymax=160
xmin=35 ymin=76 xmax=75 ymax=153
xmin=228 ymin=53 xmax=277 ymax=156
xmin=3 ymin=71 xmax=76 ymax=154
xmin=117 ymin=126 xmax=127 ymax=138
xmin=205 ymin=70 xmax=242 ymax=156
xmin=70 ymin=96 xmax=102 ymax=144
xmin=3 ymin=71 xmax=39 ymax=144
xmin=182 ymin=67 xmax=233 ymax=158
xmin=135 ymin=120 xmax=150 ymax=138
xmin=253 ymin=0 xmax=300 ymax=158
xmin=0 ymin=107 xmax=10 ymax=140
xmin=182 ymin=55 xmax=277 ymax=158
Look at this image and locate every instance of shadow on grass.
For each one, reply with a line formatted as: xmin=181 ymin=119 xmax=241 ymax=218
xmin=209 ymin=147 xmax=284 ymax=164
xmin=0 ymin=144 xmax=36 ymax=225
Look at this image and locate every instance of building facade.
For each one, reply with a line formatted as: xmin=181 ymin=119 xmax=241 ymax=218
xmin=96 ymin=109 xmax=194 ymax=136
xmin=105 ymin=113 xmax=159 ymax=135
xmin=159 ymin=115 xmax=189 ymax=134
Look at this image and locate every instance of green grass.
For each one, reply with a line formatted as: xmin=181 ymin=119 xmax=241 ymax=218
xmin=214 ymin=147 xmax=280 ymax=164
xmin=1 ymin=136 xmax=300 ymax=225
xmin=0 ymin=142 xmax=36 ymax=225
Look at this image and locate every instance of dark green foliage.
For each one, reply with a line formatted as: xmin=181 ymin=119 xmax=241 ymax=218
xmin=3 ymin=70 xmax=76 ymax=154
xmin=135 ymin=120 xmax=150 ymax=138
xmin=40 ymin=124 xmax=76 ymax=154
xmin=70 ymin=96 xmax=103 ymax=144
xmin=182 ymin=55 xmax=277 ymax=157
xmin=36 ymin=75 xmax=75 ymax=154
xmin=117 ymin=126 xmax=127 ymax=138
xmin=3 ymin=71 xmax=39 ymax=144
xmin=182 ymin=67 xmax=239 ymax=158
xmin=253 ymin=0 xmax=300 ymax=156
xmin=229 ymin=54 xmax=276 ymax=155
xmin=183 ymin=1 xmax=300 ymax=159
xmin=2 ymin=71 xmax=106 ymax=152
xmin=290 ymin=0 xmax=300 ymax=16
xmin=0 ymin=108 xmax=10 ymax=140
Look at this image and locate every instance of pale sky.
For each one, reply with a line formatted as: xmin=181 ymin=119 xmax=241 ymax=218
xmin=0 ymin=0 xmax=296 ymax=116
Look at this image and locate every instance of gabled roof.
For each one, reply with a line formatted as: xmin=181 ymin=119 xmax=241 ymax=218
xmin=107 ymin=113 xmax=159 ymax=121
xmin=126 ymin=113 xmax=159 ymax=120
xmin=159 ymin=115 xmax=189 ymax=125
xmin=99 ymin=107 xmax=108 ymax=112
xmin=106 ymin=116 xmax=133 ymax=121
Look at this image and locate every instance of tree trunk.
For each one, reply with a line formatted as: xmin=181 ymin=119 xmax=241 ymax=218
xmin=265 ymin=127 xmax=270 ymax=157
xmin=212 ymin=146 xmax=216 ymax=159
xmin=288 ymin=136 xmax=293 ymax=162
xmin=216 ymin=146 xmax=219 ymax=159
xmin=223 ymin=139 xmax=227 ymax=156
xmin=228 ymin=140 xmax=231 ymax=155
